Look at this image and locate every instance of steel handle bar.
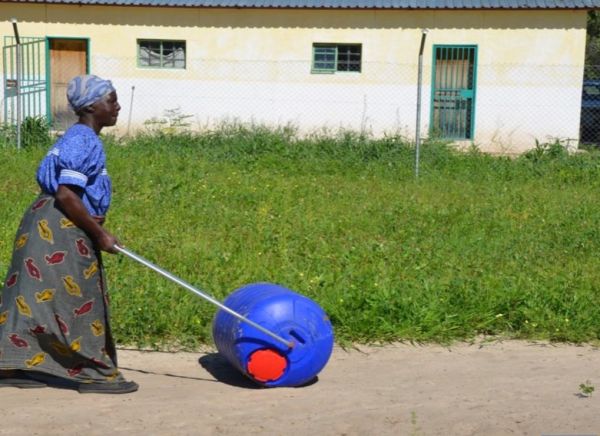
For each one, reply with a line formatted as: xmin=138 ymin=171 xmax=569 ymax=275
xmin=114 ymin=245 xmax=294 ymax=349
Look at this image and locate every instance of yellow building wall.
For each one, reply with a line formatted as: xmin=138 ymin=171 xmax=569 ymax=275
xmin=0 ymin=4 xmax=589 ymax=152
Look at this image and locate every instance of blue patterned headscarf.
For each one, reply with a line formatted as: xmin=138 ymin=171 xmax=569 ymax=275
xmin=67 ymin=75 xmax=115 ymax=112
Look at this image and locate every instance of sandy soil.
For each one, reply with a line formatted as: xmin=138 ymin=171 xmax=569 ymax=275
xmin=1 ymin=340 xmax=599 ymax=436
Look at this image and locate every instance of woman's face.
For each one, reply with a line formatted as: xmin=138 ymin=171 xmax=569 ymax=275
xmin=92 ymin=91 xmax=120 ymax=127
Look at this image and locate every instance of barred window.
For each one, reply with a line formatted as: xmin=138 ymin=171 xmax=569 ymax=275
xmin=312 ymin=44 xmax=362 ymax=73
xmin=138 ymin=40 xmax=186 ymax=69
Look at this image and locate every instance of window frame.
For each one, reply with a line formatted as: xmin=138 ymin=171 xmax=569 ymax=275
xmin=137 ymin=39 xmax=186 ymax=70
xmin=311 ymin=43 xmax=362 ymax=74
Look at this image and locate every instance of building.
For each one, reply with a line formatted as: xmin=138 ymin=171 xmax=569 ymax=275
xmin=1 ymin=0 xmax=598 ymax=152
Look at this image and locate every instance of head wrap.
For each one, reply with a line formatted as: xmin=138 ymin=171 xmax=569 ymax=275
xmin=67 ymin=75 xmax=115 ymax=112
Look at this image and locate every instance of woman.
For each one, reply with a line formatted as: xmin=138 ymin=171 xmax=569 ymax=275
xmin=0 ymin=75 xmax=137 ymax=394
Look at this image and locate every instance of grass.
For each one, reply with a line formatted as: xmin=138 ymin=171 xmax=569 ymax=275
xmin=2 ymin=124 xmax=600 ymax=349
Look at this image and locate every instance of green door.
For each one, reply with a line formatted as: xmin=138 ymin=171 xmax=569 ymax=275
xmin=430 ymin=45 xmax=477 ymax=140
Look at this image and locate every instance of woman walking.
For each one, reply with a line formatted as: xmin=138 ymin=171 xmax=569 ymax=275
xmin=0 ymin=75 xmax=137 ymax=394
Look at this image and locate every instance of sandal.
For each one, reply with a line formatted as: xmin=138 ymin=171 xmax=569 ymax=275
xmin=78 ymin=380 xmax=139 ymax=394
xmin=0 ymin=370 xmax=47 ymax=389
xmin=21 ymin=371 xmax=138 ymax=394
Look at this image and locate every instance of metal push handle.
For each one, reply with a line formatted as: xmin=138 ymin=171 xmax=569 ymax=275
xmin=114 ymin=245 xmax=294 ymax=349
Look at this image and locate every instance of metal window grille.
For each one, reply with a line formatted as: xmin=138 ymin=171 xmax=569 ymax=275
xmin=313 ymin=46 xmax=336 ymax=72
xmin=337 ymin=44 xmax=361 ymax=72
xmin=312 ymin=44 xmax=361 ymax=73
xmin=138 ymin=40 xmax=186 ymax=69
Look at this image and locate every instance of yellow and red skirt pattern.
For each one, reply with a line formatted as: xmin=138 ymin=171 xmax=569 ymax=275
xmin=0 ymin=195 xmax=123 ymax=383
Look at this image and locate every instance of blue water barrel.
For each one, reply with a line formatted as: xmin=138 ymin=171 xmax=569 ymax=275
xmin=212 ymin=282 xmax=334 ymax=387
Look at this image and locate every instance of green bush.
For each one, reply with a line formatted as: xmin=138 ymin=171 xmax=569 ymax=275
xmin=21 ymin=116 xmax=53 ymax=149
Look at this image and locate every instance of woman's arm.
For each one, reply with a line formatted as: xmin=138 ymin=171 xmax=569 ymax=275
xmin=55 ymin=184 xmax=119 ymax=254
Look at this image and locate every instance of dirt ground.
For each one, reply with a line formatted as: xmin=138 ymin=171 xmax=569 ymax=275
xmin=1 ymin=340 xmax=599 ymax=436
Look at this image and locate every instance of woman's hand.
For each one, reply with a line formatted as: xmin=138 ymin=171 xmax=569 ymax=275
xmin=95 ymin=231 xmax=120 ymax=254
xmin=54 ymin=184 xmax=120 ymax=254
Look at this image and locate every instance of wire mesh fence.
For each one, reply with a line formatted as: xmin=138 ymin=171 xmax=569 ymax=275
xmin=581 ymin=65 xmax=600 ymax=147
xmin=1 ymin=53 xmax=596 ymax=158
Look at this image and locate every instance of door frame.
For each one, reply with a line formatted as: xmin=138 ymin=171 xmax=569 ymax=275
xmin=429 ymin=44 xmax=478 ymax=140
xmin=45 ymin=36 xmax=91 ymax=125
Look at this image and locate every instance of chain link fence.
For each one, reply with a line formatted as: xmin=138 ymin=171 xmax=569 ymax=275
xmin=581 ymin=65 xmax=600 ymax=147
xmin=2 ymin=52 xmax=596 ymax=155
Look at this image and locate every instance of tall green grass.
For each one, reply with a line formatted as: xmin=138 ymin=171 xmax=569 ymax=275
xmin=2 ymin=125 xmax=600 ymax=348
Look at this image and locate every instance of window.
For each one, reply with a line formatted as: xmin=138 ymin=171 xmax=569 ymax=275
xmin=312 ymin=44 xmax=361 ymax=73
xmin=138 ymin=40 xmax=186 ymax=69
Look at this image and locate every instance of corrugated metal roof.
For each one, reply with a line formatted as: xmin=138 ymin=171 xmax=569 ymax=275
xmin=4 ymin=0 xmax=600 ymax=8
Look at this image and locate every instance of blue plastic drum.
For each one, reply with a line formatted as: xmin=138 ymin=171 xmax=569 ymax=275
xmin=212 ymin=282 xmax=334 ymax=387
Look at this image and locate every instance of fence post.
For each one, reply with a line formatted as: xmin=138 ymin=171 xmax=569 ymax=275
xmin=127 ymin=85 xmax=135 ymax=136
xmin=11 ymin=18 xmax=22 ymax=150
xmin=415 ymin=29 xmax=428 ymax=178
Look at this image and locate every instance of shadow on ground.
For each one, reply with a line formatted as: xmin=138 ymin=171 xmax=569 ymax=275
xmin=119 ymin=365 xmax=218 ymax=384
xmin=199 ymin=353 xmax=320 ymax=389
xmin=198 ymin=353 xmax=263 ymax=389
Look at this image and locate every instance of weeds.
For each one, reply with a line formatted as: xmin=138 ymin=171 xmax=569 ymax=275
xmin=0 ymin=123 xmax=16 ymax=147
xmin=143 ymin=107 xmax=194 ymax=136
xmin=522 ymin=138 xmax=569 ymax=162
xmin=21 ymin=116 xmax=53 ymax=149
xmin=0 ymin=117 xmax=53 ymax=149
xmin=410 ymin=411 xmax=424 ymax=436
xmin=579 ymin=380 xmax=595 ymax=397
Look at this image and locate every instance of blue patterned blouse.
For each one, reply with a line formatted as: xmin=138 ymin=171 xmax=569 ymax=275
xmin=36 ymin=124 xmax=112 ymax=217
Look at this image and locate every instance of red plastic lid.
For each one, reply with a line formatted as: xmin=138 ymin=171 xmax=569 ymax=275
xmin=246 ymin=349 xmax=288 ymax=382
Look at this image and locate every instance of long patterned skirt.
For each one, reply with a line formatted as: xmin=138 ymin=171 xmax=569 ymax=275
xmin=0 ymin=194 xmax=124 ymax=383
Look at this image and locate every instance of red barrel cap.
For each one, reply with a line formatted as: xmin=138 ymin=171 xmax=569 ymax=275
xmin=246 ymin=349 xmax=288 ymax=382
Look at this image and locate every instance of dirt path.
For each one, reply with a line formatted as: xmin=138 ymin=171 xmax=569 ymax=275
xmin=1 ymin=340 xmax=599 ymax=435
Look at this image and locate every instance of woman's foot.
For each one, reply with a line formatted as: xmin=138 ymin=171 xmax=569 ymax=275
xmin=0 ymin=370 xmax=47 ymax=389
xmin=2 ymin=370 xmax=138 ymax=394
xmin=78 ymin=380 xmax=139 ymax=394
xmin=26 ymin=371 xmax=138 ymax=394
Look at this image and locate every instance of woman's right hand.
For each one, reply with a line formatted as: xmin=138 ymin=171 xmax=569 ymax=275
xmin=95 ymin=230 xmax=120 ymax=254
xmin=55 ymin=184 xmax=121 ymax=254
